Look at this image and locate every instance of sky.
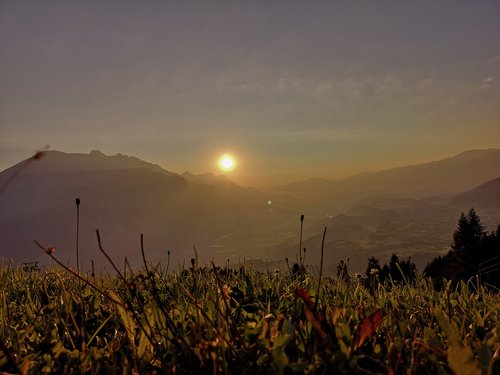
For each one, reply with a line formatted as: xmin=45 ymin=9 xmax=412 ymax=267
xmin=1 ymin=1 xmax=499 ymax=187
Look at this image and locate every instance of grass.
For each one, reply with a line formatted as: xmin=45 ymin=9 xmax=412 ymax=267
xmin=1 ymin=150 xmax=498 ymax=373
xmin=1 ymin=252 xmax=499 ymax=374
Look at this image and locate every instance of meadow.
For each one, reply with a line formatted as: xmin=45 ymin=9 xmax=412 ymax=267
xmin=1 ymin=247 xmax=499 ymax=375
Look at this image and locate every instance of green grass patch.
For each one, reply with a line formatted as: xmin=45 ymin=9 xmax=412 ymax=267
xmin=1 ymin=263 xmax=499 ymax=374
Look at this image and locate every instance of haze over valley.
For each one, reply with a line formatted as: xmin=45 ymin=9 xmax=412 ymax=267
xmin=1 ymin=148 xmax=499 ymax=274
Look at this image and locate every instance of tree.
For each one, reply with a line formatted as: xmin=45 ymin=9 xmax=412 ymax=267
xmin=452 ymin=208 xmax=486 ymax=279
xmin=425 ymin=208 xmax=498 ymax=288
xmin=382 ymin=253 xmax=416 ymax=285
xmin=381 ymin=264 xmax=390 ymax=282
xmin=389 ymin=253 xmax=401 ymax=282
xmin=452 ymin=208 xmax=485 ymax=254
xmin=363 ymin=254 xmax=417 ymax=290
xmin=399 ymin=258 xmax=417 ymax=284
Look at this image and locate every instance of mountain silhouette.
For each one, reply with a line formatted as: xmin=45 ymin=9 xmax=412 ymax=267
xmin=450 ymin=176 xmax=500 ymax=208
xmin=274 ymin=175 xmax=500 ymax=274
xmin=0 ymin=151 xmax=266 ymax=268
xmin=0 ymin=149 xmax=499 ymax=274
xmin=267 ymin=149 xmax=500 ymax=207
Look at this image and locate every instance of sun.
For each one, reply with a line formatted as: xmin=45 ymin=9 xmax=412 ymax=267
xmin=217 ymin=154 xmax=236 ymax=172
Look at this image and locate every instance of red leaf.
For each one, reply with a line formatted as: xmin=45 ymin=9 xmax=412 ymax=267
xmin=295 ymin=288 xmax=326 ymax=338
xmin=295 ymin=288 xmax=314 ymax=310
xmin=355 ymin=309 xmax=383 ymax=351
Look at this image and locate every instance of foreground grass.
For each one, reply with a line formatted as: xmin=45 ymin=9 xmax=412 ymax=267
xmin=1 ymin=263 xmax=499 ymax=374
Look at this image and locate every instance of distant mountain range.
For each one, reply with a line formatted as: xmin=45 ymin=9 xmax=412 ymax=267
xmin=1 ymin=148 xmax=499 ymax=274
xmin=274 ymin=175 xmax=500 ymax=274
xmin=266 ymin=148 xmax=500 ymax=210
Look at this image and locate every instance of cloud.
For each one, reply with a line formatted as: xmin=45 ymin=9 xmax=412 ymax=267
xmin=486 ymin=56 xmax=500 ymax=66
xmin=481 ymin=76 xmax=495 ymax=89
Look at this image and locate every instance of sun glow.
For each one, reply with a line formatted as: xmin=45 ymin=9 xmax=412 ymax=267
xmin=218 ymin=154 xmax=236 ymax=172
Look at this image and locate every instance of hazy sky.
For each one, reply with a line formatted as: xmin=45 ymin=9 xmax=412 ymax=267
xmin=1 ymin=1 xmax=499 ymax=186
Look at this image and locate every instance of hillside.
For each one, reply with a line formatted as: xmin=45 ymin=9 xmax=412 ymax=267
xmin=274 ymin=175 xmax=500 ymax=274
xmin=267 ymin=149 xmax=500 ymax=206
xmin=450 ymin=176 xmax=500 ymax=208
xmin=0 ymin=151 xmax=271 ymax=268
xmin=0 ymin=149 xmax=177 ymax=178
xmin=1 ymin=149 xmax=499 ymax=274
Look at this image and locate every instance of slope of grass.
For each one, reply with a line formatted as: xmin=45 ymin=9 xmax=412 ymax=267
xmin=1 ymin=261 xmax=499 ymax=374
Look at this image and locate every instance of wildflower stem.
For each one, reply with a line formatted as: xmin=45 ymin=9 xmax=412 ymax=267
xmin=315 ymin=227 xmax=327 ymax=311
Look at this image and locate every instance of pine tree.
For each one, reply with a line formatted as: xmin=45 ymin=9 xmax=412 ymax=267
xmin=452 ymin=208 xmax=485 ymax=253
xmin=452 ymin=208 xmax=485 ymax=279
xmin=426 ymin=208 xmax=490 ymax=287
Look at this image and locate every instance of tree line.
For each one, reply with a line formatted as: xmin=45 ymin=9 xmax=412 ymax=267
xmin=424 ymin=208 xmax=500 ymax=289
xmin=334 ymin=208 xmax=499 ymax=290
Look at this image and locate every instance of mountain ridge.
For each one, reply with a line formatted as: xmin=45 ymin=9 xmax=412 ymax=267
xmin=1 ymin=148 xmax=499 ymax=274
xmin=0 ymin=149 xmax=177 ymax=178
xmin=266 ymin=148 xmax=500 ymax=202
xmin=0 ymin=150 xmax=266 ymax=268
xmin=273 ymin=174 xmax=500 ymax=274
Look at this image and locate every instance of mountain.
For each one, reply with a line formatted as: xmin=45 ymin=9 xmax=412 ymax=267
xmin=0 ymin=149 xmax=177 ymax=177
xmin=450 ymin=177 xmax=500 ymax=208
xmin=273 ymin=175 xmax=500 ymax=274
xmin=182 ymin=171 xmax=263 ymax=201
xmin=0 ymin=151 xmax=272 ymax=268
xmin=267 ymin=149 xmax=500 ymax=207
xmin=1 ymin=148 xmax=499 ymax=275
